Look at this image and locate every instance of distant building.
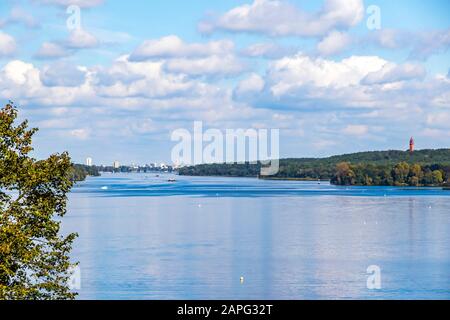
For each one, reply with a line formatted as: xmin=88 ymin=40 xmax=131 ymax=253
xmin=409 ymin=137 xmax=415 ymax=153
xmin=113 ymin=160 xmax=120 ymax=169
xmin=86 ymin=157 xmax=93 ymax=166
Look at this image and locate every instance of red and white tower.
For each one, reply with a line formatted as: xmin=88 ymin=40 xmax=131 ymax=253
xmin=409 ymin=137 xmax=415 ymax=153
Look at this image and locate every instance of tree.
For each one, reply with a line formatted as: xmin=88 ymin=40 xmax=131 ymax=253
xmin=333 ymin=162 xmax=355 ymax=185
xmin=408 ymin=164 xmax=423 ymax=186
xmin=431 ymin=170 xmax=444 ymax=185
xmin=393 ymin=162 xmax=410 ymax=185
xmin=0 ymin=103 xmax=77 ymax=300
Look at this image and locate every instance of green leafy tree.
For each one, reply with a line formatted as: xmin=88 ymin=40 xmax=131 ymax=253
xmin=409 ymin=164 xmax=423 ymax=186
xmin=0 ymin=103 xmax=78 ymax=300
xmin=393 ymin=162 xmax=410 ymax=185
xmin=431 ymin=170 xmax=444 ymax=185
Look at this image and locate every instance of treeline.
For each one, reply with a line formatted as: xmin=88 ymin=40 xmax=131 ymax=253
xmin=332 ymin=162 xmax=450 ymax=186
xmin=178 ymin=149 xmax=450 ymax=186
xmin=70 ymin=164 xmax=100 ymax=181
xmin=179 ymin=162 xmax=261 ymax=177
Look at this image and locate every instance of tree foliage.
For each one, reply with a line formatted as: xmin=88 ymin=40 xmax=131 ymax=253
xmin=70 ymin=164 xmax=100 ymax=182
xmin=0 ymin=103 xmax=77 ymax=300
xmin=332 ymin=162 xmax=449 ymax=186
xmin=179 ymin=150 xmax=450 ymax=186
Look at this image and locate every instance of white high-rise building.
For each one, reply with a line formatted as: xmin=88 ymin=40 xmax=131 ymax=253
xmin=113 ymin=161 xmax=120 ymax=169
xmin=86 ymin=157 xmax=93 ymax=166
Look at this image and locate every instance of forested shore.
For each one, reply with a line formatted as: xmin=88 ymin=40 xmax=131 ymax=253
xmin=178 ymin=150 xmax=450 ymax=187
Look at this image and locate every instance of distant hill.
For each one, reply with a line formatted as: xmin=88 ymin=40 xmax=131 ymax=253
xmin=298 ymin=149 xmax=450 ymax=165
xmin=178 ymin=149 xmax=450 ymax=186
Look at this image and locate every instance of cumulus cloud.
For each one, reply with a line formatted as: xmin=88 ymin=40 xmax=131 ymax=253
xmin=34 ymin=30 xmax=99 ymax=60
xmin=164 ymin=55 xmax=246 ymax=77
xmin=199 ymin=0 xmax=364 ymax=37
xmin=232 ymin=52 xmax=450 ymax=123
xmin=240 ymin=42 xmax=297 ymax=59
xmin=267 ymin=54 xmax=387 ymax=97
xmin=130 ymin=35 xmax=234 ymax=61
xmin=361 ymin=63 xmax=426 ymax=85
xmin=40 ymin=63 xmax=86 ymax=87
xmin=128 ymin=36 xmax=246 ymax=78
xmin=368 ymin=28 xmax=450 ymax=60
xmin=35 ymin=42 xmax=71 ymax=59
xmin=93 ymin=57 xmax=198 ymax=99
xmin=0 ymin=32 xmax=17 ymax=57
xmin=0 ymin=55 xmax=235 ymax=113
xmin=1 ymin=60 xmax=37 ymax=85
xmin=234 ymin=73 xmax=265 ymax=97
xmin=317 ymin=31 xmax=352 ymax=56
xmin=412 ymin=29 xmax=450 ymax=60
xmin=66 ymin=29 xmax=99 ymax=49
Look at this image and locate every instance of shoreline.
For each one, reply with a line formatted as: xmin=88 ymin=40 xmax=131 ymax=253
xmin=90 ymin=172 xmax=450 ymax=189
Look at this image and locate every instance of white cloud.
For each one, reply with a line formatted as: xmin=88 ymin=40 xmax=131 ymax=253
xmin=232 ymin=52 xmax=450 ymax=125
xmin=240 ymin=42 xmax=296 ymax=59
xmin=128 ymin=36 xmax=246 ymax=77
xmin=1 ymin=60 xmax=37 ymax=85
xmin=35 ymin=42 xmax=71 ymax=59
xmin=164 ymin=55 xmax=246 ymax=77
xmin=66 ymin=29 xmax=99 ymax=49
xmin=369 ymin=28 xmax=450 ymax=60
xmin=199 ymin=0 xmax=364 ymax=37
xmin=267 ymin=54 xmax=387 ymax=96
xmin=234 ymin=73 xmax=265 ymax=96
xmin=317 ymin=31 xmax=352 ymax=56
xmin=130 ymin=35 xmax=234 ymax=61
xmin=40 ymin=63 xmax=86 ymax=87
xmin=35 ymin=30 xmax=99 ymax=60
xmin=361 ymin=63 xmax=426 ymax=85
xmin=0 ymin=32 xmax=17 ymax=57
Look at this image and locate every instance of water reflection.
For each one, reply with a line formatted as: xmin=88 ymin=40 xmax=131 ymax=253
xmin=62 ymin=174 xmax=450 ymax=299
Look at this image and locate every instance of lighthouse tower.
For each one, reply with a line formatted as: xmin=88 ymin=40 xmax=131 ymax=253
xmin=409 ymin=137 xmax=415 ymax=153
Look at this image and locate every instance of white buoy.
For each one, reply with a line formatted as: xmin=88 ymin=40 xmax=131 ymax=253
xmin=101 ymin=186 xmax=108 ymax=190
xmin=240 ymin=276 xmax=244 ymax=283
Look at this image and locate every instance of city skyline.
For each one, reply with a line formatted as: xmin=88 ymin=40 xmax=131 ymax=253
xmin=83 ymin=136 xmax=420 ymax=167
xmin=0 ymin=0 xmax=449 ymax=164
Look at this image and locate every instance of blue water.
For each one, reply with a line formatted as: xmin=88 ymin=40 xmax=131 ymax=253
xmin=63 ymin=173 xmax=450 ymax=300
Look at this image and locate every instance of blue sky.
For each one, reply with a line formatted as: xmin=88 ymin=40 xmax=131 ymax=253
xmin=0 ymin=0 xmax=449 ymax=165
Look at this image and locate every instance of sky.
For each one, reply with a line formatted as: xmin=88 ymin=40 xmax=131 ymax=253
xmin=0 ymin=0 xmax=449 ymax=165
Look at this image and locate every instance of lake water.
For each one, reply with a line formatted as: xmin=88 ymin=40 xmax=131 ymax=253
xmin=63 ymin=173 xmax=450 ymax=300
